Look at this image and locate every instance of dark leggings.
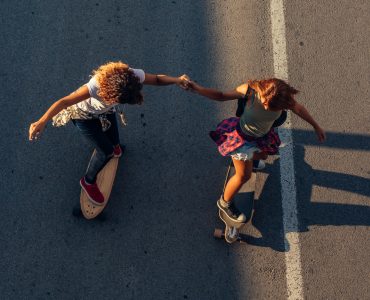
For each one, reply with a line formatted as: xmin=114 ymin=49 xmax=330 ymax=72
xmin=72 ymin=113 xmax=120 ymax=183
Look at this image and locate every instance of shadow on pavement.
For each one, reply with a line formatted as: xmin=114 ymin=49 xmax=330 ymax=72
xmin=244 ymin=130 xmax=370 ymax=252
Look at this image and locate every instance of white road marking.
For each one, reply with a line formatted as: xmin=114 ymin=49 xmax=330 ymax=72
xmin=270 ymin=0 xmax=304 ymax=299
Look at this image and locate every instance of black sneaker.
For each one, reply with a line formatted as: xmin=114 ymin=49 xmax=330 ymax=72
xmin=217 ymin=199 xmax=246 ymax=223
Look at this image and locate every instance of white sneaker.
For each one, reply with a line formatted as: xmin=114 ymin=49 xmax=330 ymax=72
xmin=253 ymin=160 xmax=265 ymax=170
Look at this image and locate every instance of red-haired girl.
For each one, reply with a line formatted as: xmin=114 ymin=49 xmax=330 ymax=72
xmin=186 ymin=78 xmax=326 ymax=223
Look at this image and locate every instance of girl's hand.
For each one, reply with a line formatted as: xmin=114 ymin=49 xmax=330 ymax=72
xmin=186 ymin=80 xmax=200 ymax=93
xmin=29 ymin=120 xmax=46 ymax=141
xmin=314 ymin=125 xmax=326 ymax=143
xmin=178 ymin=74 xmax=190 ymax=90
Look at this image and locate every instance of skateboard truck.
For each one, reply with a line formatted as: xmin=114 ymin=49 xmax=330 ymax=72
xmin=214 ymin=227 xmax=243 ymax=243
xmin=214 ymin=209 xmax=250 ymax=243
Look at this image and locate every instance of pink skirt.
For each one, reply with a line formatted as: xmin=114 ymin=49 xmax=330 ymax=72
xmin=209 ymin=117 xmax=281 ymax=156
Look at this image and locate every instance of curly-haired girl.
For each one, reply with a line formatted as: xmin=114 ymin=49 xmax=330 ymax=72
xmin=186 ymin=77 xmax=326 ymax=223
xmin=29 ymin=61 xmax=188 ymax=205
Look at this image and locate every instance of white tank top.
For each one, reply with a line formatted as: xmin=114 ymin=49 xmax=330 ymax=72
xmin=76 ymin=68 xmax=145 ymax=115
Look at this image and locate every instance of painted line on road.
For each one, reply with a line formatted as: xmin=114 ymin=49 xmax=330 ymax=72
xmin=270 ymin=0 xmax=304 ymax=299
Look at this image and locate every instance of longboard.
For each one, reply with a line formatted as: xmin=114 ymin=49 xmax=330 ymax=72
xmin=74 ymin=150 xmax=119 ymax=219
xmin=214 ymin=160 xmax=255 ymax=243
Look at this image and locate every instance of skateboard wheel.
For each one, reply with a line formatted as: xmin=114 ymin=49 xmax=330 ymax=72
xmin=214 ymin=228 xmax=224 ymax=239
xmin=72 ymin=205 xmax=82 ymax=217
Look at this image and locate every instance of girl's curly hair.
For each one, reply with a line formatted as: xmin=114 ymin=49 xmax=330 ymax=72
xmin=92 ymin=61 xmax=143 ymax=105
xmin=248 ymin=78 xmax=298 ymax=110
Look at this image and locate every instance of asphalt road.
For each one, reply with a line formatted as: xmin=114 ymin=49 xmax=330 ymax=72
xmin=1 ymin=1 xmax=369 ymax=299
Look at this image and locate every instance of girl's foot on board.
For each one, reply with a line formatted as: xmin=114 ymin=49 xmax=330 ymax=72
xmin=80 ymin=177 xmax=104 ymax=205
xmin=217 ymin=196 xmax=246 ymax=223
xmin=113 ymin=144 xmax=124 ymax=157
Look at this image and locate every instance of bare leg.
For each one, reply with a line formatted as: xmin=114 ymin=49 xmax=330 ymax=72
xmin=223 ymin=158 xmax=253 ymax=202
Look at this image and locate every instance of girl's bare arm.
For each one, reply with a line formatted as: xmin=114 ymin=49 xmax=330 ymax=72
xmin=188 ymin=81 xmax=247 ymax=101
xmin=29 ymin=85 xmax=90 ymax=140
xmin=291 ymin=102 xmax=326 ymax=142
xmin=143 ymin=73 xmax=189 ymax=87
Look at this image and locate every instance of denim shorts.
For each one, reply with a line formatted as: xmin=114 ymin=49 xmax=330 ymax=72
xmin=229 ymin=141 xmax=259 ymax=161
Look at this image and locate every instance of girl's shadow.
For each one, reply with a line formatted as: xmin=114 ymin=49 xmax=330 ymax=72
xmin=243 ymin=142 xmax=370 ymax=252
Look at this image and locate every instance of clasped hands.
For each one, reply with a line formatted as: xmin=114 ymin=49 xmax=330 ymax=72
xmin=177 ymin=74 xmax=196 ymax=92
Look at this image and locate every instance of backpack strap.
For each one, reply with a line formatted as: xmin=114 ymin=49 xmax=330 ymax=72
xmin=235 ymin=85 xmax=253 ymax=117
xmin=272 ymin=110 xmax=287 ymax=127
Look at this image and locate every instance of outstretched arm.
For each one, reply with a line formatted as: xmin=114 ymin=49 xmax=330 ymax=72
xmin=28 ymin=85 xmax=90 ymax=141
xmin=291 ymin=101 xmax=326 ymax=142
xmin=187 ymin=81 xmax=246 ymax=101
xmin=143 ymin=73 xmax=189 ymax=88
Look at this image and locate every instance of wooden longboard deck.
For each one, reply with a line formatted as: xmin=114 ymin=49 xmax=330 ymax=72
xmin=80 ymin=151 xmax=119 ymax=219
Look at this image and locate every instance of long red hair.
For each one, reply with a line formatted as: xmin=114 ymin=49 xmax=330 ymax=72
xmin=248 ymin=78 xmax=298 ymax=110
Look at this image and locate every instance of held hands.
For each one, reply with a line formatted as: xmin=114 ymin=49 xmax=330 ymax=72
xmin=177 ymin=74 xmax=198 ymax=92
xmin=29 ymin=120 xmax=46 ymax=141
xmin=177 ymin=74 xmax=191 ymax=90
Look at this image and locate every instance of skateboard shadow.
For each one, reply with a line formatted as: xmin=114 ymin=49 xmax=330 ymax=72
xmin=242 ymin=130 xmax=370 ymax=252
